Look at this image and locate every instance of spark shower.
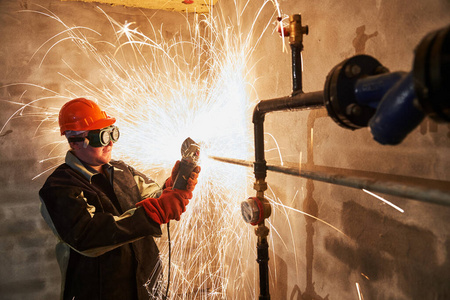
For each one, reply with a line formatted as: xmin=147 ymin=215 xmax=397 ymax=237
xmin=2 ymin=1 xmax=295 ymax=298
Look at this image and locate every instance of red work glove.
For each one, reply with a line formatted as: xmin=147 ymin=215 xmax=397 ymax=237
xmin=164 ymin=161 xmax=201 ymax=192
xmin=186 ymin=165 xmax=201 ymax=192
xmin=136 ymin=188 xmax=192 ymax=225
xmin=164 ymin=161 xmax=180 ymax=189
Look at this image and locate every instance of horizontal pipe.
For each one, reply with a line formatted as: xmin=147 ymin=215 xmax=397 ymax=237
xmin=253 ymin=91 xmax=324 ymax=123
xmin=209 ymin=156 xmax=450 ymax=207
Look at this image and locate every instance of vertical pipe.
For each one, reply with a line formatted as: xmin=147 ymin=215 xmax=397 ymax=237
xmin=251 ymin=14 xmax=309 ymax=299
xmin=257 ymin=238 xmax=270 ymax=300
xmin=291 ymin=44 xmax=303 ymax=94
xmin=289 ymin=14 xmax=308 ymax=94
xmin=253 ymin=115 xmax=267 ymax=180
xmin=252 ymin=109 xmax=269 ymax=298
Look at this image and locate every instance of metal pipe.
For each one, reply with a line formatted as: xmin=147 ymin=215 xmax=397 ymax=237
xmin=354 ymin=71 xmax=406 ymax=108
xmin=251 ymin=13 xmax=312 ymax=299
xmin=209 ymin=156 xmax=450 ymax=207
xmin=369 ymin=72 xmax=425 ymax=145
xmin=253 ymin=91 xmax=324 ymax=122
xmin=252 ymin=91 xmax=324 ymax=180
xmin=291 ymin=44 xmax=303 ymax=94
xmin=253 ymin=116 xmax=266 ymax=180
xmin=257 ymin=238 xmax=270 ymax=300
xmin=252 ymin=90 xmax=322 ymax=299
xmin=289 ymin=14 xmax=308 ymax=94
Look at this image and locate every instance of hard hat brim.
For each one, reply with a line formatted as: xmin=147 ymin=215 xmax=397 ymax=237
xmin=60 ymin=117 xmax=116 ymax=135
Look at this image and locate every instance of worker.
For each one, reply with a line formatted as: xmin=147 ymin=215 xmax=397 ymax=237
xmin=39 ymin=98 xmax=200 ymax=300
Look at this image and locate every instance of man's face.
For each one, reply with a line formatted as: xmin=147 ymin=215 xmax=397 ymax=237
xmin=69 ymin=135 xmax=113 ymax=167
xmin=74 ymin=141 xmax=113 ymax=167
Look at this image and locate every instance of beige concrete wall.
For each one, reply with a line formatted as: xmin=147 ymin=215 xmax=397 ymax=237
xmin=0 ymin=0 xmax=449 ymax=299
xmin=246 ymin=0 xmax=450 ymax=299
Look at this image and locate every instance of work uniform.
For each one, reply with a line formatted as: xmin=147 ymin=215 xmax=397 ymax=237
xmin=39 ymin=151 xmax=164 ymax=300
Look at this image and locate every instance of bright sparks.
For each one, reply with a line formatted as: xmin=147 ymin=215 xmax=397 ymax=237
xmin=362 ymin=189 xmax=405 ymax=213
xmin=2 ymin=2 xmax=286 ymax=299
xmin=355 ymin=282 xmax=364 ymax=300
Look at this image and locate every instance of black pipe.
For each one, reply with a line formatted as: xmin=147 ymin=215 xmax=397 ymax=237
xmin=253 ymin=91 xmax=324 ymax=122
xmin=257 ymin=238 xmax=270 ymax=300
xmin=289 ymin=13 xmax=308 ymax=94
xmin=291 ymin=43 xmax=303 ymax=94
xmin=252 ymin=13 xmax=317 ymax=296
xmin=252 ymin=91 xmax=324 ymax=180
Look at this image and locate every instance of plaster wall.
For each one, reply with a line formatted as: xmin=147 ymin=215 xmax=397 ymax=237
xmin=248 ymin=1 xmax=450 ymax=300
xmin=0 ymin=0 xmax=449 ymax=299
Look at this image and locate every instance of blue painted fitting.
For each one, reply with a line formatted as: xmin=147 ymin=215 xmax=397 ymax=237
xmin=369 ymin=72 xmax=425 ymax=145
xmin=355 ymin=71 xmax=406 ymax=109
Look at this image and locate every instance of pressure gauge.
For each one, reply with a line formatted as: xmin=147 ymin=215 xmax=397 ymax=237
xmin=241 ymin=197 xmax=263 ymax=225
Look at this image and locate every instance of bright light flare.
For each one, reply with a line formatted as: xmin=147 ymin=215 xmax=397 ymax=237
xmin=86 ymin=9 xmax=257 ymax=298
xmin=270 ymin=199 xmax=347 ymax=237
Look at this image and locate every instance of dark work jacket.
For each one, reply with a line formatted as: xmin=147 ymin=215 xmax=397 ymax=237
xmin=39 ymin=151 xmax=163 ymax=300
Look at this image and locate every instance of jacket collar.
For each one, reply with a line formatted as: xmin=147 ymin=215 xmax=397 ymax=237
xmin=65 ymin=151 xmax=113 ymax=183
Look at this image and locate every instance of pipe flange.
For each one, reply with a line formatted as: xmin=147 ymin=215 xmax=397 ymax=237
xmin=324 ymin=55 xmax=387 ymax=130
xmin=413 ymin=25 xmax=450 ymax=122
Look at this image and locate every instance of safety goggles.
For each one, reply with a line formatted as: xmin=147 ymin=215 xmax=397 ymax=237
xmin=68 ymin=125 xmax=120 ymax=147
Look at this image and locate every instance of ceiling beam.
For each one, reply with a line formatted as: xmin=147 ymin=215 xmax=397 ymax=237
xmin=63 ymin=0 xmax=218 ymax=13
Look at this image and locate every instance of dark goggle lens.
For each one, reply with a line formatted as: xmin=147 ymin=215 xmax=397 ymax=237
xmin=87 ymin=126 xmax=120 ymax=147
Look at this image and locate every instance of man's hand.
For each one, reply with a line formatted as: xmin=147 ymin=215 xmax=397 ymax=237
xmin=136 ymin=188 xmax=192 ymax=224
xmin=186 ymin=165 xmax=201 ymax=192
xmin=164 ymin=161 xmax=180 ymax=189
xmin=164 ymin=161 xmax=201 ymax=192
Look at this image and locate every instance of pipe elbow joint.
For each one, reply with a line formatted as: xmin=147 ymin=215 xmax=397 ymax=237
xmin=369 ymin=72 xmax=425 ymax=145
xmin=252 ymin=103 xmax=265 ymax=124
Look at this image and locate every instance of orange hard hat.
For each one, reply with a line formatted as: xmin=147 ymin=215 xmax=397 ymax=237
xmin=58 ymin=98 xmax=116 ymax=135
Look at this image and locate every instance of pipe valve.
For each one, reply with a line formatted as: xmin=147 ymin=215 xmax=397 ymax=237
xmin=289 ymin=14 xmax=309 ymax=46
